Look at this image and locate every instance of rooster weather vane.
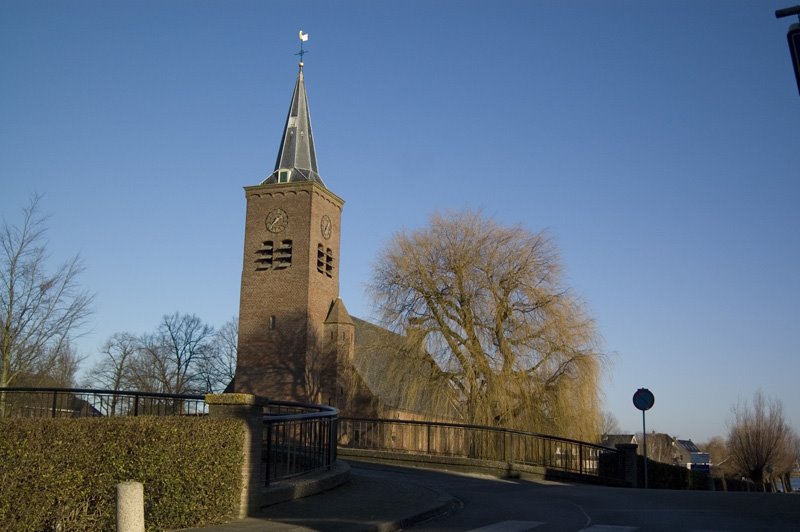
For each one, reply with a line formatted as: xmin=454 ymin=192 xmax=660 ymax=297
xmin=297 ymin=30 xmax=309 ymax=67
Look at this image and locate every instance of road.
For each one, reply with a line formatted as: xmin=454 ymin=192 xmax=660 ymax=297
xmin=349 ymin=460 xmax=800 ymax=531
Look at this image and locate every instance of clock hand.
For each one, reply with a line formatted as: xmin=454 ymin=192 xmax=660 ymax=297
xmin=269 ymin=213 xmax=284 ymax=230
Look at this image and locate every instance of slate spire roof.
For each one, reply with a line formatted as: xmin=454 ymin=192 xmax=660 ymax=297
xmin=263 ymin=64 xmax=325 ymax=187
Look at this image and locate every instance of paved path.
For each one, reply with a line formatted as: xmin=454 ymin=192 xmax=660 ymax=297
xmin=353 ymin=461 xmax=800 ymax=531
xmin=181 ymin=463 xmax=458 ymax=532
xmin=186 ymin=459 xmax=799 ymax=531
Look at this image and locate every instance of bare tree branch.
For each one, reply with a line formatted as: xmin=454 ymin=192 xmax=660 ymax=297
xmin=1 ymin=194 xmax=94 ymax=393
xmin=727 ymin=391 xmax=797 ymax=487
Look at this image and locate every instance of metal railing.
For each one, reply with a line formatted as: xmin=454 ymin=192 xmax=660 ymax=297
xmin=0 ymin=387 xmax=207 ymax=417
xmin=339 ymin=417 xmax=622 ymax=480
xmin=263 ymin=400 xmax=338 ymax=485
xmin=0 ymin=387 xmax=339 ymax=486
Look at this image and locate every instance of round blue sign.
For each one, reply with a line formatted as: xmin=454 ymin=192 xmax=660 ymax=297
xmin=633 ymin=388 xmax=655 ymax=411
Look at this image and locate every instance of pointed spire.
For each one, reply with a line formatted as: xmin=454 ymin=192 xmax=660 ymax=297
xmin=263 ymin=65 xmax=325 ymax=187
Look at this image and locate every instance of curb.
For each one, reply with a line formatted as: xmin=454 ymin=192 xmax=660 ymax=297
xmin=376 ymin=490 xmax=462 ymax=532
xmin=260 ymin=460 xmax=352 ymax=508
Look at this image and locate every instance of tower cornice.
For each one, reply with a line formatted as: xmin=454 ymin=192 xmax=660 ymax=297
xmin=244 ymin=180 xmax=344 ymax=208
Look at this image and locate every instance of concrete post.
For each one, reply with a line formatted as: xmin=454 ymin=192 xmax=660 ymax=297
xmin=116 ymin=481 xmax=144 ymax=532
xmin=616 ymin=443 xmax=639 ymax=488
xmin=205 ymin=393 xmax=266 ymax=518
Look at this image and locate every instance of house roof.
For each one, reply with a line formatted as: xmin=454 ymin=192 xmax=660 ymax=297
xmin=675 ymin=439 xmax=701 ymax=453
xmin=262 ymin=65 xmax=325 ymax=187
xmin=601 ymin=434 xmax=638 ymax=448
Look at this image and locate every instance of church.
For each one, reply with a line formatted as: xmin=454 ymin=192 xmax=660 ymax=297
xmin=231 ymin=52 xmax=452 ymax=421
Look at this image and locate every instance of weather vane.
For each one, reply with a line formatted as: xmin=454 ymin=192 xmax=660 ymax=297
xmin=297 ymin=30 xmax=309 ymax=67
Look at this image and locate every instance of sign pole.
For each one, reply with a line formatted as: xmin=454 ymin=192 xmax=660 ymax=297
xmin=633 ymin=387 xmax=655 ymax=490
xmin=642 ymin=409 xmax=648 ymax=489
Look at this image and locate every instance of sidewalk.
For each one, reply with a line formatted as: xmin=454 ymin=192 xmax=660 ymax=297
xmin=182 ymin=463 xmax=460 ymax=532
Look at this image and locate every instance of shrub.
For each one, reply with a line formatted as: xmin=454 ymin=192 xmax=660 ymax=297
xmin=0 ymin=416 xmax=244 ymax=530
xmin=637 ymin=456 xmax=712 ymax=490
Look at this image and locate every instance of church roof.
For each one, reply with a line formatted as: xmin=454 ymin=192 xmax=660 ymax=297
xmin=325 ymin=298 xmax=354 ymax=326
xmin=262 ymin=66 xmax=325 ymax=187
xmin=350 ymin=317 xmax=459 ymax=419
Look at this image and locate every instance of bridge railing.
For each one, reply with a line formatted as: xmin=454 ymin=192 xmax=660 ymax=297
xmin=262 ymin=399 xmax=338 ymax=484
xmin=0 ymin=387 xmax=207 ymax=417
xmin=0 ymin=387 xmax=338 ymax=486
xmin=339 ymin=417 xmax=622 ymax=480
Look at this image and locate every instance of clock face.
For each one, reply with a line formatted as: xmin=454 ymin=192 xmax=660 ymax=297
xmin=321 ymin=215 xmax=332 ymax=240
xmin=265 ymin=209 xmax=288 ymax=233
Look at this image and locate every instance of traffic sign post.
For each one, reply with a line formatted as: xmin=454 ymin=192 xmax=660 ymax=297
xmin=633 ymin=388 xmax=655 ymax=489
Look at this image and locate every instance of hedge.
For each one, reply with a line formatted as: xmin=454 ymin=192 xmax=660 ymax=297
xmin=637 ymin=456 xmax=717 ymax=490
xmin=0 ymin=416 xmax=244 ymax=531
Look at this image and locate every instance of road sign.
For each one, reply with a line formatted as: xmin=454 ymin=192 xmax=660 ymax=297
xmin=633 ymin=388 xmax=655 ymax=411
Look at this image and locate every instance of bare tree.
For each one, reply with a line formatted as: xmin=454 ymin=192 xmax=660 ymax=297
xmin=87 ymin=314 xmax=228 ymax=396
xmin=599 ymin=410 xmax=622 ymax=437
xmin=370 ymin=210 xmax=604 ymax=439
xmin=636 ymin=432 xmax=677 ymax=464
xmin=1 ymin=195 xmax=93 ymax=391
xmin=148 ymin=312 xmax=214 ymax=394
xmin=727 ymin=391 xmax=796 ymax=487
xmin=699 ymin=436 xmax=735 ymax=478
xmin=84 ymin=332 xmax=139 ymax=390
xmin=198 ymin=317 xmax=238 ymax=393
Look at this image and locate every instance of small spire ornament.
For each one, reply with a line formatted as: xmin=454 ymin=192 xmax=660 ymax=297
xmin=297 ymin=30 xmax=309 ymax=68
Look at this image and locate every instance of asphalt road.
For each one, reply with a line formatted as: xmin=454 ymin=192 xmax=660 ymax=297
xmin=349 ymin=460 xmax=800 ymax=532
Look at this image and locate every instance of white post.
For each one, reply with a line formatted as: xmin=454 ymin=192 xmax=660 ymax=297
xmin=116 ymin=481 xmax=144 ymax=532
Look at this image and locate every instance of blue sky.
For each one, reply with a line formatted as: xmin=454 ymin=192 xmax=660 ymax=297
xmin=2 ymin=0 xmax=798 ymax=442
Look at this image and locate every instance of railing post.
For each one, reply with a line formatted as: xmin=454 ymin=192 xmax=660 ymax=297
xmin=329 ymin=417 xmax=337 ymax=467
xmin=51 ymin=391 xmax=58 ymax=418
xmin=265 ymin=422 xmax=273 ymax=483
xmin=205 ymin=393 xmax=266 ymax=518
xmin=427 ymin=423 xmax=431 ymax=454
xmin=134 ymin=395 xmax=139 ymax=417
xmin=616 ymin=443 xmax=639 ymax=487
xmin=579 ymin=444 xmax=584 ymax=475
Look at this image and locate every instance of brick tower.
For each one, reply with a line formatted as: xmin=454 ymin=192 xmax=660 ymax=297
xmin=234 ymin=58 xmax=354 ymax=404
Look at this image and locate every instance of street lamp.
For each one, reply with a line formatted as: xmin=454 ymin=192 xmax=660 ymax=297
xmin=775 ymin=5 xmax=800 ymax=95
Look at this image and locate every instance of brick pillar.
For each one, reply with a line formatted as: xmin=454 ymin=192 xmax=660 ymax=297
xmin=616 ymin=443 xmax=639 ymax=488
xmin=206 ymin=393 xmax=266 ymax=518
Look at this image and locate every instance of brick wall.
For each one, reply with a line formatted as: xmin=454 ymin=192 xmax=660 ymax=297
xmin=234 ymin=181 xmax=344 ymax=402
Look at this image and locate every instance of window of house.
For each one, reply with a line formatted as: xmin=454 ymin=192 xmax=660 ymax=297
xmin=269 ymin=315 xmax=276 ymax=330
xmin=277 ymin=170 xmax=290 ymax=183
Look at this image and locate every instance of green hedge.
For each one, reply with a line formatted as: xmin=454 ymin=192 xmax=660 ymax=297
xmin=637 ymin=456 xmax=713 ymax=490
xmin=0 ymin=416 xmax=244 ymax=531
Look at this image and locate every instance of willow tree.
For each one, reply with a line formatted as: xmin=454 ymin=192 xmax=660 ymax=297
xmin=727 ymin=391 xmax=798 ymax=488
xmin=371 ymin=210 xmax=604 ymax=439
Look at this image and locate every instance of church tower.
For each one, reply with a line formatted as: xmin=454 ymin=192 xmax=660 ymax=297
xmin=234 ymin=54 xmax=354 ymax=404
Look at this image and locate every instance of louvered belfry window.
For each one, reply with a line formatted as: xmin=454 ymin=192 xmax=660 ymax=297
xmin=317 ymin=244 xmax=333 ymax=277
xmin=256 ymin=240 xmax=292 ymax=271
